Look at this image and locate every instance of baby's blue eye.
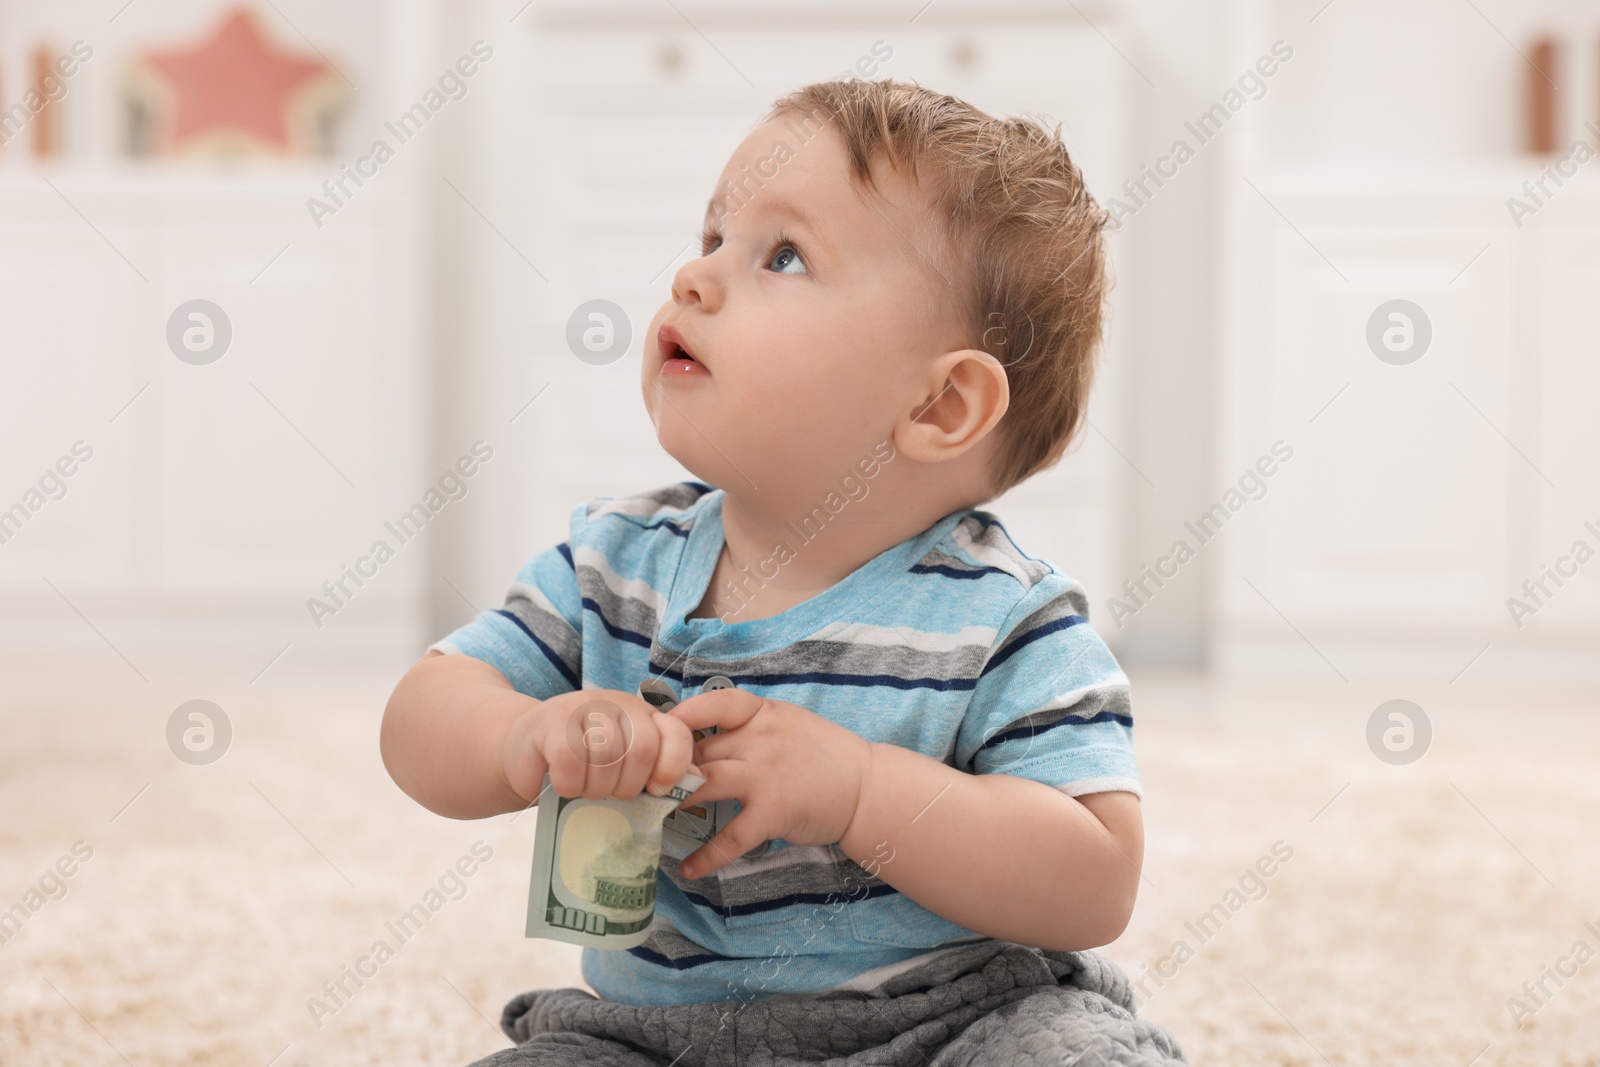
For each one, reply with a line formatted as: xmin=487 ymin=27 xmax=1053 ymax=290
xmin=769 ymin=245 xmax=807 ymax=275
xmin=697 ymin=226 xmax=808 ymax=274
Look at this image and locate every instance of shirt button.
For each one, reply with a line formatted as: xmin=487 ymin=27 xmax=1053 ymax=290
xmin=637 ymin=676 xmax=679 ymax=711
xmin=702 ymin=674 xmax=735 ymax=693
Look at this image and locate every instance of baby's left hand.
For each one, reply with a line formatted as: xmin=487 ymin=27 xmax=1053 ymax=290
xmin=665 ymin=687 xmax=873 ymax=879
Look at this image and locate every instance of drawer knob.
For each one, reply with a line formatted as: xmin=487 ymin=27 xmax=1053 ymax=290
xmin=950 ymin=37 xmax=978 ymax=71
xmin=658 ymin=39 xmax=686 ymax=75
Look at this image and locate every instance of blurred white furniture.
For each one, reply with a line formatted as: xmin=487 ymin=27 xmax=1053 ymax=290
xmin=0 ymin=0 xmax=437 ymax=684
xmin=1216 ymin=166 xmax=1600 ymax=682
xmin=0 ymin=165 xmax=430 ymax=670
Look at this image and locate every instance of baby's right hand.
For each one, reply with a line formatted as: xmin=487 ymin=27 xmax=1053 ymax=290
xmin=502 ymin=689 xmax=697 ymax=806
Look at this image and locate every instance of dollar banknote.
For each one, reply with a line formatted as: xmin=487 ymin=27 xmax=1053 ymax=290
xmin=526 ymin=677 xmax=770 ymax=949
xmin=525 ymin=767 xmax=705 ymax=949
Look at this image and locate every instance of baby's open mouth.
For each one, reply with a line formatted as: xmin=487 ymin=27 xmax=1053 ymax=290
xmin=658 ymin=324 xmax=709 ymax=376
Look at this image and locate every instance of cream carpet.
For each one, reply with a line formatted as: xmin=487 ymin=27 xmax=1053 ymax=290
xmin=2 ymin=671 xmax=1597 ymax=1066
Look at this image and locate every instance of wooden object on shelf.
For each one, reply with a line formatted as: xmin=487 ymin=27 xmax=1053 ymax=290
xmin=1527 ymin=37 xmax=1558 ymax=154
xmin=32 ymin=46 xmax=61 ymax=158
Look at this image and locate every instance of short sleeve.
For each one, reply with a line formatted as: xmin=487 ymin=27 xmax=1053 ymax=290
xmin=954 ymin=572 xmax=1140 ymax=798
xmin=426 ymin=501 xmax=586 ymax=701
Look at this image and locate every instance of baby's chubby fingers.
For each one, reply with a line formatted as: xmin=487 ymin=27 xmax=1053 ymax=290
xmin=679 ymin=774 xmax=764 ymax=878
xmin=676 ymin=757 xmax=749 ymax=811
xmin=668 ymin=686 xmax=764 ymax=734
xmin=603 ymin=700 xmax=662 ymax=800
xmin=645 ymin=710 xmax=697 ymax=796
xmin=540 ymin=692 xmax=655 ymax=800
xmin=688 ymin=728 xmax=740 ymax=765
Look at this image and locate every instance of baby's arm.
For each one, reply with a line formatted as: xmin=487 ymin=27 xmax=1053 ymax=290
xmin=381 ymin=652 xmax=547 ymax=819
xmin=380 ymin=653 xmax=697 ymax=820
xmin=839 ymin=749 xmax=1142 ymax=951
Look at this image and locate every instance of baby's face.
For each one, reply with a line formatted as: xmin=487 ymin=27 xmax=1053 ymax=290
xmin=643 ymin=117 xmax=958 ymax=501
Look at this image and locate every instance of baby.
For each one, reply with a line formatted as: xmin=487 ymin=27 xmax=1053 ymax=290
xmin=383 ymin=78 xmax=1160 ymax=1065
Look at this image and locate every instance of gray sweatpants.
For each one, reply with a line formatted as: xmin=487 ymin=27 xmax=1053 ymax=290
xmin=465 ymin=940 xmax=1186 ymax=1067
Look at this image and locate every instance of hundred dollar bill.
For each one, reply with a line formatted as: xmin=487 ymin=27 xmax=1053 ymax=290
xmin=525 ymin=767 xmax=705 ymax=949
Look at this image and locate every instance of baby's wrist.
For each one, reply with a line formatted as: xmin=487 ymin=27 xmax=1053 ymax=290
xmin=837 ymin=738 xmax=878 ymax=860
xmin=497 ymin=695 xmax=550 ymax=805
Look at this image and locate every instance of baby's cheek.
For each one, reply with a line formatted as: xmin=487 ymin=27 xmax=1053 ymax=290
xmin=753 ymin=379 xmax=847 ymax=441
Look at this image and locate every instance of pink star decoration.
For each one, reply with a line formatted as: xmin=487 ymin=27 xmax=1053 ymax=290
xmin=134 ymin=5 xmax=344 ymax=156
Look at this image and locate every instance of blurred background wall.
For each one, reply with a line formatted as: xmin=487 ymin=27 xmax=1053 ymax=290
xmin=1 ymin=0 xmax=1596 ymax=706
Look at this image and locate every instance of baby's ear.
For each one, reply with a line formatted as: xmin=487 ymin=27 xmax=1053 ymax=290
xmin=896 ymin=348 xmax=1009 ymax=464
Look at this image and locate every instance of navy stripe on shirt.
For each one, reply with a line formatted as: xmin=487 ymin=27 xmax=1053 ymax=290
xmin=491 ymin=609 xmax=581 ymax=690
xmin=909 ymin=562 xmax=1015 ymax=580
xmin=581 ymin=597 xmax=656 ymax=649
xmin=688 ymin=669 xmax=979 ymax=692
xmin=680 ymin=880 xmax=899 ymax=919
xmin=979 ymin=708 xmax=1134 ymax=749
xmin=978 ymin=613 xmax=1086 ymax=678
xmin=628 ymin=944 xmax=736 ymax=970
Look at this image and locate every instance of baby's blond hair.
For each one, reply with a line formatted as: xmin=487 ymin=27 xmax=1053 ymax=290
xmin=763 ymin=79 xmax=1110 ymax=500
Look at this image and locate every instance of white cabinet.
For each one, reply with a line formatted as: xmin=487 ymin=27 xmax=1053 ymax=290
xmin=0 ymin=169 xmax=428 ymax=659
xmin=1216 ymin=168 xmax=1600 ymax=678
xmin=0 ymin=212 xmax=142 ymax=591
xmin=1532 ymin=224 xmax=1600 ymax=628
xmin=0 ymin=0 xmax=441 ymax=676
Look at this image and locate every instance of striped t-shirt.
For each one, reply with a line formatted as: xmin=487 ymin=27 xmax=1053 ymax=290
xmin=429 ymin=481 xmax=1139 ymax=1007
